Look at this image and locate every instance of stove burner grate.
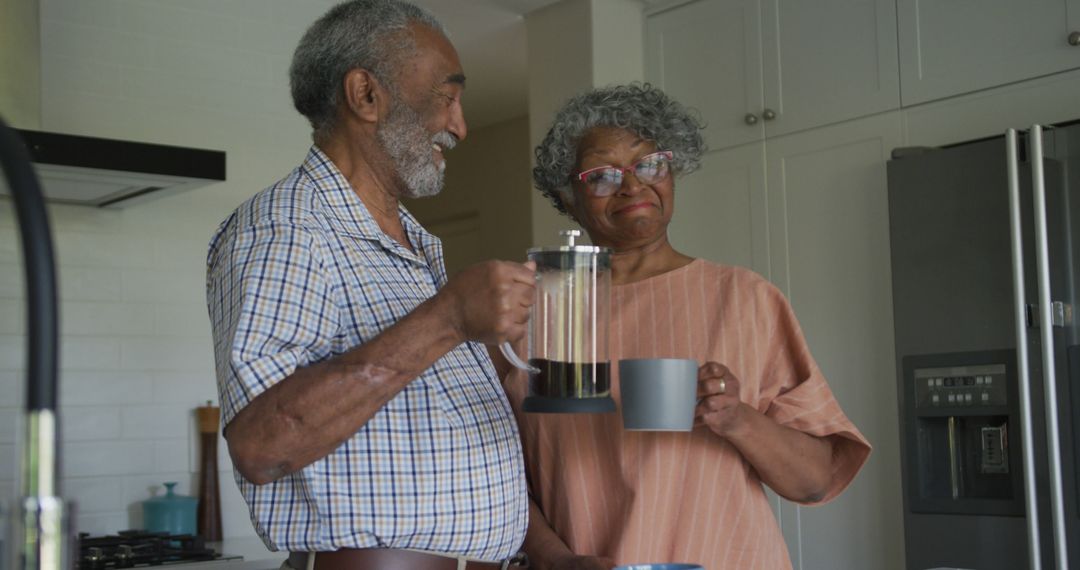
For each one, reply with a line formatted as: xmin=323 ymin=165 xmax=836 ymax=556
xmin=77 ymin=530 xmax=222 ymax=569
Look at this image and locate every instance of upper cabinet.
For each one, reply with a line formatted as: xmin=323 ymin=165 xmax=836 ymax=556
xmin=897 ymin=0 xmax=1080 ymax=106
xmin=646 ymin=0 xmax=900 ymax=150
xmin=646 ymin=0 xmax=766 ymax=150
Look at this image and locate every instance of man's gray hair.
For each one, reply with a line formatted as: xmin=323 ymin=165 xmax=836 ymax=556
xmin=290 ymin=0 xmax=446 ymax=140
xmin=533 ymin=83 xmax=706 ymax=215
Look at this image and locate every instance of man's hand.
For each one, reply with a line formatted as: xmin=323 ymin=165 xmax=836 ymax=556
xmin=441 ymin=260 xmax=536 ymax=345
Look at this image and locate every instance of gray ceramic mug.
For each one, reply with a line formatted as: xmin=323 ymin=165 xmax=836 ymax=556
xmin=619 ymin=358 xmax=699 ymax=431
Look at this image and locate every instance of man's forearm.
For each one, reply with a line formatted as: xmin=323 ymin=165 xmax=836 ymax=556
xmin=225 ymin=292 xmax=463 ymax=484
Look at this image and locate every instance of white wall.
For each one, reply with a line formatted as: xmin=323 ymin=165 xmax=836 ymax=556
xmin=0 ymin=0 xmax=41 ymax=128
xmin=527 ymin=0 xmax=646 ymax=247
xmin=0 ymin=0 xmax=342 ymax=557
xmin=404 ymin=116 xmax=533 ymax=274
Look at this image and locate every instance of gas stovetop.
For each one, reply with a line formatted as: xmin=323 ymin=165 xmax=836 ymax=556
xmin=77 ymin=531 xmax=238 ymax=569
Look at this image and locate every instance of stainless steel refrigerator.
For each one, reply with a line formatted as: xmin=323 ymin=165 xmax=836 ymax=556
xmin=888 ymin=122 xmax=1080 ymax=570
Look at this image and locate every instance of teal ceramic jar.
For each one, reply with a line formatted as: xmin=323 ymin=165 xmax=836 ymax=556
xmin=143 ymin=482 xmax=197 ymax=536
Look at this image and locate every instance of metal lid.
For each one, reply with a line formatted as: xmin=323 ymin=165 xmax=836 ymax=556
xmin=527 ymin=229 xmax=612 ymax=255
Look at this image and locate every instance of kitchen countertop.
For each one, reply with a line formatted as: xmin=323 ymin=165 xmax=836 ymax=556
xmin=189 ymin=537 xmax=286 ymax=570
xmin=179 ymin=559 xmax=284 ymax=570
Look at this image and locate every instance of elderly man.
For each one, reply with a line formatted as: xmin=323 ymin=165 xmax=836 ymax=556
xmin=205 ymin=2 xmax=533 ymax=569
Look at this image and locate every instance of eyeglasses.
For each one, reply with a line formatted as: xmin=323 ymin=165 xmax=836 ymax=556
xmin=573 ymin=151 xmax=674 ymax=197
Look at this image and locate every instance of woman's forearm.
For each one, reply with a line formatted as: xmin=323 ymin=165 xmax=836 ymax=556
xmin=722 ymin=403 xmax=835 ymax=503
xmin=524 ymin=499 xmax=575 ymax=569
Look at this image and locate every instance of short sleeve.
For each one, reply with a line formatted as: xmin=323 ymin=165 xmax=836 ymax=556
xmin=207 ymin=221 xmax=340 ymax=429
xmin=755 ymin=282 xmax=872 ymax=505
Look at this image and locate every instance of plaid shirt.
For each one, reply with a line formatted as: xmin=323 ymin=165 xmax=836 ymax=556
xmin=205 ymin=146 xmax=528 ymax=559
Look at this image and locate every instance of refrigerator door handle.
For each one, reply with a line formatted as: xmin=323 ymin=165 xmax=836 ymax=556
xmin=1026 ymin=302 xmax=1075 ymax=327
xmin=1028 ymin=124 xmax=1070 ymax=570
xmin=1006 ymin=127 xmax=1043 ymax=570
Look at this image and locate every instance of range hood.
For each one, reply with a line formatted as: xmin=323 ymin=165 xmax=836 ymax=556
xmin=0 ymin=129 xmax=226 ymax=208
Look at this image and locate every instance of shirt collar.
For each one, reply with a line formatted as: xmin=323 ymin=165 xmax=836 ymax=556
xmin=300 ymin=145 xmax=444 ymax=273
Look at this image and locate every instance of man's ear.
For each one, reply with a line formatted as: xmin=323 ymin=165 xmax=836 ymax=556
xmin=342 ymin=68 xmax=380 ymax=122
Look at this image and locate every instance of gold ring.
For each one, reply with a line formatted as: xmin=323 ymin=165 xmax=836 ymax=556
xmin=718 ymin=377 xmax=726 ymax=395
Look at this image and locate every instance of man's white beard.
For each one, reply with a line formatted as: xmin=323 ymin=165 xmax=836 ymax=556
xmin=377 ymin=99 xmax=456 ymax=199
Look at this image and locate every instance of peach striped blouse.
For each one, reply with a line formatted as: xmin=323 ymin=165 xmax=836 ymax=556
xmin=505 ymin=259 xmax=870 ymax=569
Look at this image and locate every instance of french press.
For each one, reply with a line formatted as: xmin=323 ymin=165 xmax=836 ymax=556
xmin=501 ymin=230 xmax=615 ymax=413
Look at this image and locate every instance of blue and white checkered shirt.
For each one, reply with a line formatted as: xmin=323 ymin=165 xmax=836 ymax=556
xmin=205 ymin=146 xmax=528 ymax=559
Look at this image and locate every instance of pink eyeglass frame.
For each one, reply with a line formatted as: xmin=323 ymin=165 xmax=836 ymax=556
xmin=573 ymin=150 xmax=674 ymax=186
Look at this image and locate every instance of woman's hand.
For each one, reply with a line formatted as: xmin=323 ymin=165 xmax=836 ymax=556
xmin=549 ymin=555 xmax=616 ymax=570
xmin=694 ymin=361 xmax=837 ymax=503
xmin=695 ymin=361 xmax=746 ymax=437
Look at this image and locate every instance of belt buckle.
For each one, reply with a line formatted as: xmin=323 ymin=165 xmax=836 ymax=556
xmin=500 ymin=552 xmax=529 ymax=569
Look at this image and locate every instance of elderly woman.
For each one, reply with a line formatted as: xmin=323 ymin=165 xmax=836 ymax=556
xmin=505 ymin=84 xmax=871 ymax=570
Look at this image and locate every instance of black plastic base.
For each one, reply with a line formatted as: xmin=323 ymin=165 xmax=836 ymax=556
xmin=522 ymin=395 xmax=616 ymax=414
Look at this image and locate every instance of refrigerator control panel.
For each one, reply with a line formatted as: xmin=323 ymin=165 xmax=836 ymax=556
xmin=913 ymin=364 xmax=1007 ymax=408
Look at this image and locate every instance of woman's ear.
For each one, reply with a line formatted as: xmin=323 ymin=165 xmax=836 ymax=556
xmin=342 ymin=68 xmax=380 ymax=122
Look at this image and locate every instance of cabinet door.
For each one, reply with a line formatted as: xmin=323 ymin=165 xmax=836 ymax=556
xmin=761 ymin=0 xmax=900 ymax=137
xmin=898 ymin=0 xmax=1080 ymax=106
xmin=646 ymin=0 xmax=766 ymax=151
xmin=765 ymin=112 xmax=905 ymax=570
xmin=668 ymin=142 xmax=769 ymax=275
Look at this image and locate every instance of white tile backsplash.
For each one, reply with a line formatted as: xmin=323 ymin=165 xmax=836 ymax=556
xmin=60 ymin=406 xmax=122 ymax=441
xmin=121 ymin=268 xmax=206 ymax=306
xmin=153 ymin=305 xmax=211 ymax=338
xmin=0 ymin=370 xmax=18 ymax=401
xmin=155 ymin=437 xmax=193 ymax=473
xmin=58 ymin=267 xmax=123 ymax=302
xmin=0 ymin=335 xmax=24 ymax=370
xmin=61 ymin=371 xmax=153 ymax=405
xmin=59 ymin=337 xmax=122 ymax=370
xmin=152 ymin=371 xmax=217 ymax=406
xmin=0 ymin=299 xmax=23 ymax=334
xmin=1 ymin=443 xmax=18 ymax=479
xmin=120 ymin=406 xmax=191 ymax=439
xmin=0 ymin=261 xmax=22 ymax=295
xmin=53 ymin=231 xmax=157 ymax=269
xmin=63 ymin=440 xmax=158 ymax=477
xmin=61 ymin=302 xmax=156 ymax=336
xmin=120 ymin=338 xmax=213 ymax=372
xmin=0 ymin=407 xmax=18 ymax=443
xmin=66 ymin=476 xmax=124 ymax=513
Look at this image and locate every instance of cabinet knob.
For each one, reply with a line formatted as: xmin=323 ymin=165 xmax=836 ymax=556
xmin=744 ymin=113 xmax=759 ymax=125
xmin=1069 ymin=31 xmax=1080 ymax=46
xmin=762 ymin=108 xmax=777 ymax=121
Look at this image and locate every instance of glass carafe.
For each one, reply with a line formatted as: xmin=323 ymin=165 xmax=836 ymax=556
xmin=501 ymin=230 xmax=615 ymax=413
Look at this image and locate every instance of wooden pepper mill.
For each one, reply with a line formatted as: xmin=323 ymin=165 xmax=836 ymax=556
xmin=196 ymin=401 xmax=223 ymax=542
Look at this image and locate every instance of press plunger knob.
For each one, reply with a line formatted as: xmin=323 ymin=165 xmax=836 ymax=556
xmin=560 ymin=229 xmax=581 ymax=246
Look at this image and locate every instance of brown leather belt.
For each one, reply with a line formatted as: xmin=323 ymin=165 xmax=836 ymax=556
xmin=289 ymin=548 xmax=529 ymax=570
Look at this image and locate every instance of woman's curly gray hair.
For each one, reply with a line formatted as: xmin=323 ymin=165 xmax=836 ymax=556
xmin=533 ymin=83 xmax=706 ymax=215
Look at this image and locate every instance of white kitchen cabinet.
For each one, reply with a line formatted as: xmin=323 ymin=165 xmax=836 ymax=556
xmin=668 ymin=111 xmax=906 ymax=569
xmin=903 ymin=67 xmax=1080 ymax=148
xmin=897 ymin=0 xmax=1080 ymax=106
xmin=765 ymin=112 xmax=905 ymax=570
xmin=646 ymin=0 xmax=767 ymax=150
xmin=668 ymin=142 xmax=769 ymax=275
xmin=645 ymin=0 xmax=900 ymax=150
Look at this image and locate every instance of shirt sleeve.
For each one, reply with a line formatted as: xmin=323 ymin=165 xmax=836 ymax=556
xmin=207 ymin=220 xmax=340 ymax=429
xmin=754 ymin=280 xmax=872 ymax=505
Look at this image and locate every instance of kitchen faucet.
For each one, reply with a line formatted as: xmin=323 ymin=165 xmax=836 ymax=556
xmin=0 ymin=117 xmax=71 ymax=570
